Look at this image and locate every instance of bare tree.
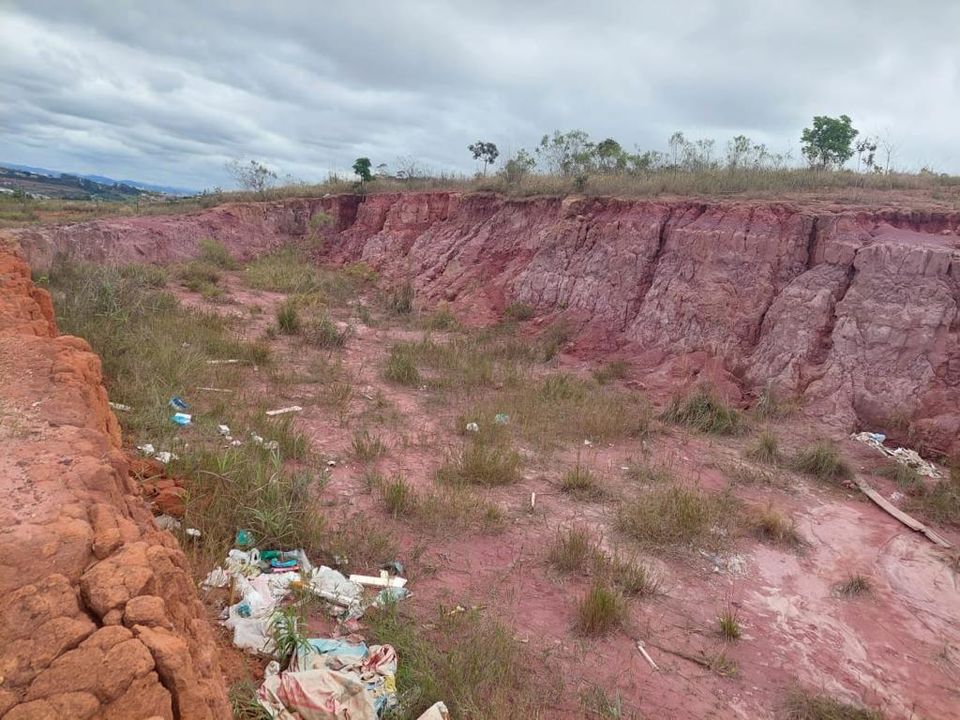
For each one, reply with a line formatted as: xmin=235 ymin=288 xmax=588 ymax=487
xmin=226 ymin=159 xmax=278 ymax=197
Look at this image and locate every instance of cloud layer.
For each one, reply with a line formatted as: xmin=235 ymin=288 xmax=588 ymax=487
xmin=2 ymin=0 xmax=957 ymax=189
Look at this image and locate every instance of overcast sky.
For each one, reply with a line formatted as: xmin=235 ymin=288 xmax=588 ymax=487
xmin=1 ymin=0 xmax=958 ymax=190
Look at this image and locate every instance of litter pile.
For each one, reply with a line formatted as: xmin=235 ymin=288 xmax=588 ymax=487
xmin=203 ymin=535 xmax=436 ymax=719
xmin=851 ymin=432 xmax=943 ymax=479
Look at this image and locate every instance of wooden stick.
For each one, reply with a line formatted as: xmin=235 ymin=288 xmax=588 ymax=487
xmin=855 ymin=478 xmax=952 ymax=549
xmin=636 ymin=641 xmax=659 ymax=671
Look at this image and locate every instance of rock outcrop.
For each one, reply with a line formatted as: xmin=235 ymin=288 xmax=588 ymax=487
xmin=0 ymin=248 xmax=230 ymax=719
xmin=11 ymin=192 xmax=960 ymax=456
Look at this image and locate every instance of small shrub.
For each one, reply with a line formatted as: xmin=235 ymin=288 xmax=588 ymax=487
xmin=304 ymin=314 xmax=348 ymax=348
xmin=662 ymin=388 xmax=743 ymax=435
xmin=503 ymin=302 xmax=535 ymax=321
xmin=717 ymin=606 xmax=742 ymax=641
xmin=383 ymin=475 xmax=414 ymax=518
xmin=791 ymin=441 xmax=852 ymax=482
xmin=244 ymin=248 xmax=319 ymax=294
xmin=539 ymin=320 xmax=574 ymax=360
xmin=422 ymin=307 xmax=460 ymax=330
xmin=909 ymin=477 xmax=960 ymax=525
xmin=604 ymin=554 xmax=659 ymax=597
xmin=539 ymin=373 xmax=587 ymax=402
xmin=575 ymin=583 xmax=625 ymax=637
xmin=783 ymin=687 xmax=884 ymax=720
xmin=833 ymin=574 xmax=872 ymax=598
xmin=548 ymin=527 xmax=597 ymax=573
xmin=177 ymin=261 xmax=221 ymax=293
xmin=749 ymin=504 xmax=803 ymax=547
xmin=351 ymin=429 xmax=387 ymax=463
xmin=747 ymin=431 xmax=781 ymax=464
xmin=383 ymin=344 xmax=421 ymax=385
xmin=386 ymin=280 xmax=414 ymax=314
xmin=276 ymin=300 xmax=301 ymax=334
xmin=198 ymin=238 xmax=237 ymax=269
xmin=753 ymin=383 xmax=796 ymax=420
xmin=560 ymin=464 xmax=603 ymax=500
xmin=592 ymin=359 xmax=629 ymax=385
xmin=437 ymin=440 xmax=522 ymax=487
xmin=618 ymin=483 xmax=735 ymax=548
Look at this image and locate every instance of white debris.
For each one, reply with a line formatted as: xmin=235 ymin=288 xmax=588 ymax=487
xmin=265 ymin=405 xmax=303 ymax=416
xmin=207 ymin=358 xmax=240 ymax=365
xmin=108 ymin=401 xmax=132 ymax=412
xmin=154 ymin=514 xmax=181 ymax=531
xmin=465 ymin=422 xmax=479 ymax=433
xmin=851 ymin=431 xmax=943 ymax=479
xmin=137 ymin=443 xmax=156 ymax=456
xmin=154 ymin=451 xmax=177 ymax=464
xmin=218 ymin=424 xmax=231 ymax=436
xmin=263 ymin=440 xmax=279 ymax=451
xmin=202 ymin=567 xmax=231 ymax=589
xmin=185 ymin=527 xmax=201 ymax=539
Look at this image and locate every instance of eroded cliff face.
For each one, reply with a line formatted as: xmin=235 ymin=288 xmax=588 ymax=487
xmin=12 ymin=192 xmax=960 ymax=455
xmin=0 ymin=249 xmax=230 ymax=720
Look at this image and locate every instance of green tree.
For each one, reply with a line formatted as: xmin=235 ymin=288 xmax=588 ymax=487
xmin=468 ymin=141 xmax=500 ymax=175
xmin=226 ymin=159 xmax=277 ymax=197
xmin=800 ymin=115 xmax=859 ymax=169
xmin=595 ymin=138 xmax=625 ymax=172
xmin=536 ymin=130 xmax=595 ymax=176
xmin=352 ymin=157 xmax=373 ymax=183
xmin=501 ymin=149 xmax=536 ymax=187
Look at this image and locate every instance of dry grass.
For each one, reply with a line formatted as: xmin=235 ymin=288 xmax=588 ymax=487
xmin=383 ymin=344 xmax=422 ymax=385
xmin=618 ymin=482 xmax=736 ymax=549
xmin=503 ymin=302 xmax=535 ymax=322
xmin=382 ymin=475 xmax=415 ymax=518
xmin=833 ymin=574 xmax=872 ymax=598
xmin=303 ymin=313 xmax=349 ymax=348
xmin=602 ymin=553 xmax=660 ymax=597
xmin=790 ymin=442 xmax=852 ymax=482
xmin=351 ymin=429 xmax=387 ymax=463
xmin=592 ymin=359 xmax=630 ymax=385
xmin=575 ymin=583 xmax=626 ymax=637
xmin=749 ymin=504 xmax=804 ymax=548
xmin=783 ymin=687 xmax=884 ymax=720
xmin=436 ymin=439 xmax=522 ymax=487
xmin=746 ymin=431 xmax=781 ymax=464
xmin=560 ymin=463 xmax=604 ymax=500
xmin=276 ymin=299 xmax=301 ymax=334
xmin=717 ymin=606 xmax=742 ymax=641
xmin=662 ymin=388 xmax=744 ymax=435
xmin=548 ymin=527 xmax=599 ymax=573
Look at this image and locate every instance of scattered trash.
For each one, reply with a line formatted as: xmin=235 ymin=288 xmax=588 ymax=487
xmin=493 ymin=412 xmax=509 ymax=425
xmin=465 ymin=421 xmax=479 ymax=433
xmin=373 ymin=586 xmax=410 ymax=607
xmin=326 ymin=459 xmax=337 ymax=467
xmin=235 ymin=529 xmax=254 ymax=547
xmin=218 ymin=424 xmax=231 ymax=436
xmin=154 ymin=514 xmax=181 ymax=531
xmin=185 ymin=527 xmax=201 ymax=539
xmin=890 ymin=491 xmax=905 ymax=503
xmin=138 ymin=443 xmax=156 ymax=456
xmin=349 ymin=570 xmax=408 ymax=589
xmin=171 ymin=412 xmax=192 ymax=426
xmin=137 ymin=444 xmax=178 ymax=464
xmin=197 ymin=386 xmax=234 ymax=393
xmin=583 ymin=439 xmax=593 ymax=447
xmin=169 ymin=396 xmax=189 ymax=411
xmin=530 ymin=491 xmax=537 ymax=511
xmin=153 ymin=451 xmax=176 ymax=464
xmin=380 ymin=560 xmax=404 ymax=576
xmin=207 ymin=358 xmax=240 ymax=365
xmin=265 ymin=405 xmax=303 ymax=416
xmin=251 ymin=433 xmax=265 ymax=445
xmin=416 ymin=702 xmax=450 ymax=720
xmin=202 ymin=567 xmax=230 ymax=588
xmin=263 ymin=440 xmax=280 ymax=451
xmin=230 ymin=439 xmax=243 ymax=447
xmin=851 ymin=431 xmax=942 ymax=479
xmin=108 ymin=401 xmax=132 ymax=412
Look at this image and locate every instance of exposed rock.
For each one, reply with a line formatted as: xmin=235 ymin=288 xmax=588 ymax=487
xmin=0 ymin=249 xmax=229 ymax=719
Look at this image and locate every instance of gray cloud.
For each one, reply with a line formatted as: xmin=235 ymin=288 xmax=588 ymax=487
xmin=1 ymin=0 xmax=957 ymax=189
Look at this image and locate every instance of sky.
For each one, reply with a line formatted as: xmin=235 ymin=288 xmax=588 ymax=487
xmin=1 ymin=0 xmax=958 ymax=190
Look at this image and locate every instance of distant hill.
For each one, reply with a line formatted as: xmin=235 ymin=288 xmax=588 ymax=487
xmin=0 ymin=162 xmax=196 ymax=199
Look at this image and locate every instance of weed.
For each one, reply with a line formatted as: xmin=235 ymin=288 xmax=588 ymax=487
xmin=503 ymin=302 xmax=535 ymax=322
xmin=746 ymin=431 xmax=781 ymax=464
xmin=603 ymin=554 xmax=659 ymax=597
xmin=833 ymin=574 xmax=872 ymax=598
xmin=276 ymin=299 xmax=301 ymax=334
xmin=717 ymin=606 xmax=742 ymax=640
xmin=386 ymin=280 xmax=415 ymax=314
xmin=617 ymin=482 xmax=736 ymax=548
xmin=548 ymin=527 xmax=598 ymax=573
xmin=625 ymin=461 xmax=674 ymax=485
xmin=560 ymin=464 xmax=604 ymax=500
xmin=303 ymin=313 xmax=348 ymax=348
xmin=436 ymin=440 xmax=522 ymax=487
xmin=575 ymin=583 xmax=626 ymax=637
xmin=366 ymin=605 xmax=544 ymax=718
xmin=421 ymin=306 xmax=460 ymax=331
xmin=326 ymin=514 xmax=397 ymax=569
xmin=228 ymin=680 xmax=270 ymax=720
xmin=753 ymin=383 xmax=797 ymax=420
xmin=783 ymin=687 xmax=883 ymax=720
xmin=749 ymin=504 xmax=803 ymax=547
xmin=269 ymin=606 xmax=312 ymax=670
xmin=198 ymin=237 xmax=237 ymax=269
xmin=383 ymin=344 xmax=421 ymax=385
xmin=412 ymin=486 xmax=505 ymax=534
xmin=705 ymin=653 xmax=739 ymax=677
xmin=539 ymin=319 xmax=574 ymax=360
xmin=244 ymin=248 xmax=319 ymax=294
xmin=723 ymin=461 xmax=780 ymax=486
xmin=908 ymin=476 xmax=960 ymax=526
xmin=877 ymin=461 xmax=923 ymax=494
xmin=383 ymin=475 xmax=415 ymax=518
xmin=662 ymin=388 xmax=743 ymax=435
xmin=176 ymin=260 xmax=221 ymax=295
xmin=790 ymin=442 xmax=852 ymax=482
xmin=593 ymin=359 xmax=630 ymax=385
xmin=579 ymin=686 xmax=628 ymax=719
xmin=351 ymin=429 xmax=387 ymax=463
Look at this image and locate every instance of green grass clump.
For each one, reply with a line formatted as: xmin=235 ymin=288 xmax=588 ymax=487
xmin=603 ymin=554 xmax=659 ymax=597
xmin=548 ymin=527 xmax=598 ymax=573
xmin=908 ymin=476 xmax=960 ymax=525
xmin=385 ymin=280 xmax=414 ymax=314
xmin=176 ymin=260 xmax=222 ymax=295
xmin=539 ymin=320 xmax=573 ymax=360
xmin=244 ymin=248 xmax=319 ymax=293
xmin=383 ymin=344 xmax=421 ymax=385
xmin=303 ymin=313 xmax=348 ymax=348
xmin=228 ymin=680 xmax=270 ymax=720
xmin=746 ymin=431 xmax=781 ymax=464
xmin=503 ymin=302 xmax=535 ymax=322
xmin=790 ymin=441 xmax=852 ymax=482
xmin=560 ymin=464 xmax=603 ymax=499
xmin=351 ymin=429 xmax=387 ymax=463
xmin=382 ymin=475 xmax=414 ymax=518
xmin=420 ymin=306 xmax=460 ymax=331
xmin=575 ymin=583 xmax=625 ymax=637
xmin=662 ymin=388 xmax=743 ymax=435
xmin=618 ymin=483 xmax=735 ymax=548
xmin=783 ymin=687 xmax=884 ymax=720
xmin=366 ymin=605 xmax=544 ymax=719
xmin=198 ymin=237 xmax=237 ymax=269
xmin=276 ymin=299 xmax=301 ymax=334
xmin=437 ymin=440 xmax=522 ymax=487
xmin=592 ymin=359 xmax=630 ymax=385
xmin=717 ymin=606 xmax=742 ymax=641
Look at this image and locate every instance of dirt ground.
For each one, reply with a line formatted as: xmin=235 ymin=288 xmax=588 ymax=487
xmin=162 ymin=268 xmax=960 ymax=720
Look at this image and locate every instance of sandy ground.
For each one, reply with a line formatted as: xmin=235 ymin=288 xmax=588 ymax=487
xmin=177 ymin=272 xmax=959 ymax=720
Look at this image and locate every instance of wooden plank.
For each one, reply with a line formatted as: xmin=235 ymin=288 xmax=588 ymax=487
xmin=856 ymin=478 xmax=952 ymax=549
